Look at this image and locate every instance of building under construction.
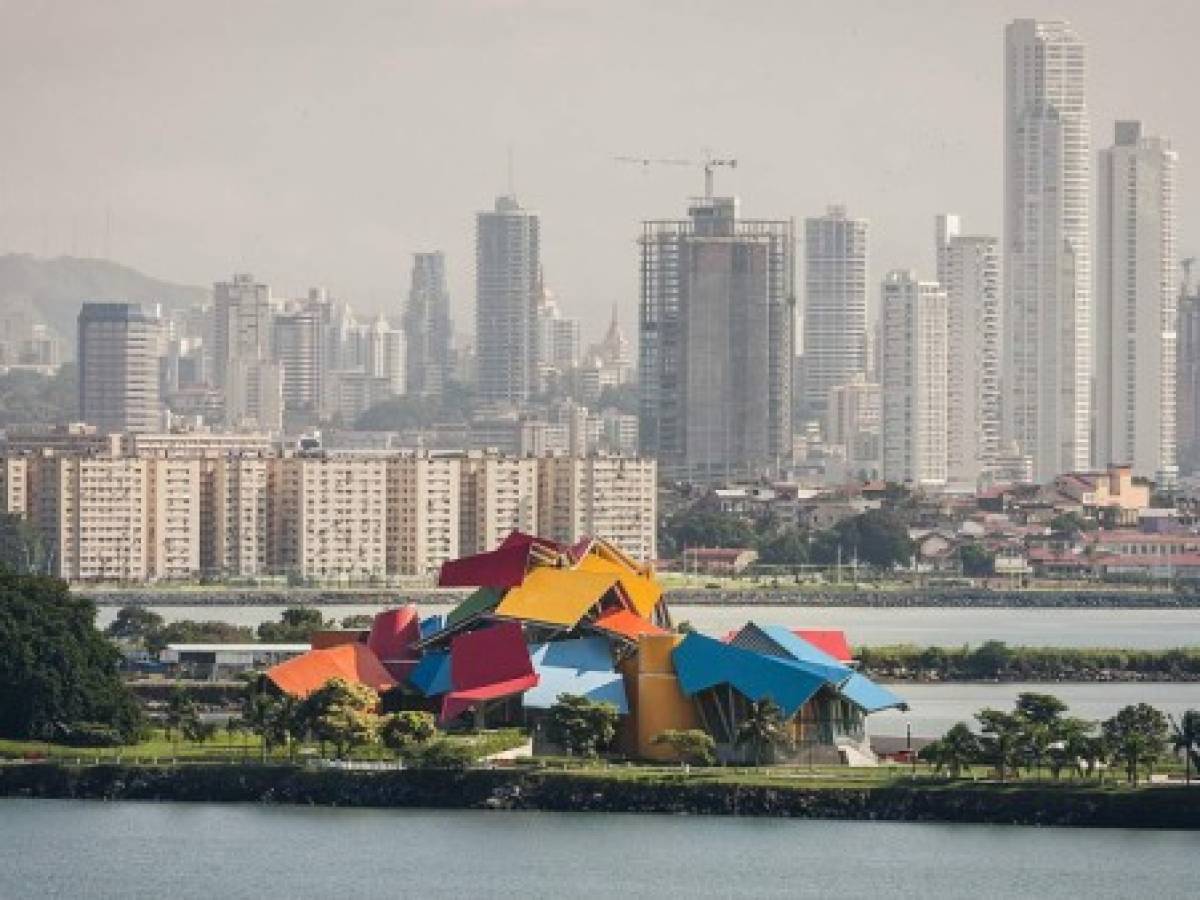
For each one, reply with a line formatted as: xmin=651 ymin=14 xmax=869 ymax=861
xmin=639 ymin=193 xmax=795 ymax=482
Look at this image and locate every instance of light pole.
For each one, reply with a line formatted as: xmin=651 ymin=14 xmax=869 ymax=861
xmin=907 ymin=720 xmax=915 ymax=776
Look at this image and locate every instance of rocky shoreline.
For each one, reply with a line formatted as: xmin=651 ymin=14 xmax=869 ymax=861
xmin=80 ymin=587 xmax=1200 ymax=609
xmin=2 ymin=764 xmax=1196 ymax=829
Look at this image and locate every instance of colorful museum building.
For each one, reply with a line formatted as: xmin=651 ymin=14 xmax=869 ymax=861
xmin=266 ymin=531 xmax=906 ymax=764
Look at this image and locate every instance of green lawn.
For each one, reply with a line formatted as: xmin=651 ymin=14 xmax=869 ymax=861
xmin=0 ymin=727 xmax=527 ymax=765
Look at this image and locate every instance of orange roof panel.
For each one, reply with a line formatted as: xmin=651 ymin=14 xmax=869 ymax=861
xmin=265 ymin=643 xmax=398 ymax=698
xmin=593 ymin=608 xmax=668 ymax=642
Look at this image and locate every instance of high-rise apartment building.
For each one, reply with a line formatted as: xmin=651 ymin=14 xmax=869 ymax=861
xmin=387 ymin=454 xmax=461 ymax=577
xmin=1178 ymin=286 xmax=1200 ymax=476
xmin=802 ymin=206 xmax=869 ymax=422
xmin=936 ymin=215 xmax=1002 ymax=487
xmin=1096 ymin=121 xmax=1178 ymax=485
xmin=31 ymin=455 xmax=152 ymax=581
xmin=272 ymin=455 xmax=389 ymax=582
xmin=404 ymin=252 xmax=454 ymax=398
xmin=538 ymin=455 xmax=656 ymax=561
xmin=476 ymin=195 xmax=540 ymax=404
xmin=273 ymin=306 xmax=322 ymax=417
xmin=881 ymin=271 xmax=948 ymax=487
xmin=77 ymin=302 xmax=163 ymax=434
xmin=827 ymin=375 xmax=882 ymax=475
xmin=213 ymin=274 xmax=283 ymax=431
xmin=1004 ymin=19 xmax=1091 ymax=480
xmin=639 ymin=196 xmax=794 ymax=481
xmin=0 ymin=457 xmax=28 ymax=516
xmin=459 ymin=454 xmax=539 ymax=555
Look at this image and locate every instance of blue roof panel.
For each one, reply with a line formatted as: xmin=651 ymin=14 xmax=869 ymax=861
xmin=408 ymin=650 xmax=452 ymax=696
xmin=524 ymin=637 xmax=629 ymax=714
xmin=671 ymin=633 xmax=827 ymax=718
xmin=838 ymin=672 xmax=908 ymax=713
xmin=419 ymin=615 xmax=445 ymax=639
xmin=748 ymin=624 xmax=853 ymax=682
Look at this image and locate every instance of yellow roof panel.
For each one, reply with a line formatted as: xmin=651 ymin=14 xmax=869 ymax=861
xmin=577 ymin=552 xmax=662 ymax=617
xmin=494 ymin=568 xmax=618 ymax=627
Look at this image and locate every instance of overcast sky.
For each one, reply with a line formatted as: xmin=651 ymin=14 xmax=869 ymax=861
xmin=0 ymin=0 xmax=1194 ymax=342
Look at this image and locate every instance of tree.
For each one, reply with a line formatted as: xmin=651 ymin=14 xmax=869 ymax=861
xmin=104 ymin=606 xmax=165 ymax=644
xmin=0 ymin=513 xmax=44 ymax=574
xmin=381 ymin=711 xmax=438 ymax=757
xmin=976 ymin=708 xmax=1025 ymax=781
xmin=832 ymin=509 xmax=914 ymax=570
xmin=652 ymin=729 xmax=716 ymax=766
xmin=257 ymin=607 xmax=326 ymax=643
xmin=0 ymin=363 xmax=78 ymax=427
xmin=1103 ymin=703 xmax=1169 ymax=785
xmin=757 ymin=528 xmax=809 ymax=566
xmin=165 ymin=687 xmax=199 ymax=755
xmin=300 ymin=677 xmax=381 ymax=758
xmin=919 ymin=722 xmax=981 ymax=777
xmin=959 ymin=543 xmax=995 ymax=578
xmin=545 ymin=694 xmax=620 ymax=757
xmin=1014 ymin=691 xmax=1070 ymax=777
xmin=1170 ymin=710 xmax=1200 ymax=784
xmin=1049 ymin=511 xmax=1092 ymax=538
xmin=0 ymin=568 xmax=143 ymax=742
xmin=146 ymin=620 xmax=255 ymax=655
xmin=241 ymin=690 xmax=291 ymax=762
xmin=662 ymin=506 xmax=758 ymax=558
xmin=965 ymin=640 xmax=1013 ymax=678
xmin=735 ymin=699 xmax=790 ymax=765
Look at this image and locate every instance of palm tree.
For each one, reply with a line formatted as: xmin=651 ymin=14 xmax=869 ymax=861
xmin=1170 ymin=710 xmax=1200 ymax=784
xmin=735 ymin=699 xmax=789 ymax=766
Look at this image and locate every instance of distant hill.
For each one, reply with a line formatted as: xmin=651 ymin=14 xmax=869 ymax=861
xmin=0 ymin=254 xmax=210 ymax=353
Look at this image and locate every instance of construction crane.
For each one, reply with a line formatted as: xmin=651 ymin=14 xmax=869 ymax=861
xmin=615 ymin=153 xmax=738 ymax=199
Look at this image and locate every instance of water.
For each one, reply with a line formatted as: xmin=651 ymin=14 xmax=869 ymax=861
xmin=0 ymin=800 xmax=1195 ymax=899
xmin=871 ymin=681 xmax=1200 ymax=737
xmin=94 ymin=603 xmax=1200 ymax=650
xmin=92 ymin=603 xmax=1200 ymax=739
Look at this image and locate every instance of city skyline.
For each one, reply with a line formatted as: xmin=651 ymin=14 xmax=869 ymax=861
xmin=1 ymin=2 xmax=1198 ymax=340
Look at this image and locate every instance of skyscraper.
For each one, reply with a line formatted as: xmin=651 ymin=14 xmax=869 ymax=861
xmin=1177 ymin=283 xmax=1200 ymax=476
xmin=881 ymin=271 xmax=947 ymax=487
xmin=476 ymin=195 xmax=540 ymax=404
xmin=1004 ymin=18 xmax=1091 ymax=480
xmin=212 ymin=273 xmax=282 ymax=431
xmin=77 ymin=302 xmax=163 ymax=434
xmin=802 ymin=205 xmax=868 ymax=423
xmin=639 ymin=195 xmax=794 ymax=481
xmin=1096 ymin=121 xmax=1177 ymax=485
xmin=936 ymin=215 xmax=1002 ymax=487
xmin=273 ymin=305 xmax=322 ymax=417
xmin=404 ymin=252 xmax=453 ymax=398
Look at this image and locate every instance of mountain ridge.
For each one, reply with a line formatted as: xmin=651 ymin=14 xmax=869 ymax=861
xmin=0 ymin=253 xmax=210 ymax=353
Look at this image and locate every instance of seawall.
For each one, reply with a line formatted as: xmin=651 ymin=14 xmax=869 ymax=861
xmin=2 ymin=765 xmax=1196 ymax=829
xmin=82 ymin=587 xmax=1200 ymax=609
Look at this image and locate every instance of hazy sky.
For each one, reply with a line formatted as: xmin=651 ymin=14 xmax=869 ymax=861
xmin=0 ymin=0 xmax=1195 ymax=342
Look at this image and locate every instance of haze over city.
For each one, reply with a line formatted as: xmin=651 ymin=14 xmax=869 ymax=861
xmin=1 ymin=0 xmax=1197 ymax=337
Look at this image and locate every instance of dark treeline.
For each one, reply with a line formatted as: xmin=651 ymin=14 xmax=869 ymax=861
xmin=858 ymin=640 xmax=1200 ymax=681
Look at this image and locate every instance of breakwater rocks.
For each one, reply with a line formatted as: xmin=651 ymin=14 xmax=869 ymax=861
xmin=2 ymin=765 xmax=1196 ymax=829
xmin=83 ymin=587 xmax=1200 ymax=609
